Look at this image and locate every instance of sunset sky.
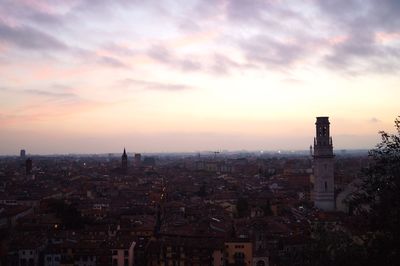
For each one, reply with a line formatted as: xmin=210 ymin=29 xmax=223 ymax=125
xmin=1 ymin=0 xmax=399 ymax=155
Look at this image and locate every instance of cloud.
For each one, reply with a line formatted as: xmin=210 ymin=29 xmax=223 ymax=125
xmin=50 ymin=84 xmax=74 ymax=91
xmin=369 ymin=117 xmax=381 ymax=123
xmin=210 ymin=53 xmax=254 ymax=75
xmin=322 ymin=28 xmax=400 ymax=74
xmin=100 ymin=42 xmax=136 ymax=57
xmin=238 ymin=34 xmax=317 ymax=70
xmin=190 ymin=0 xmax=400 ymax=75
xmin=1 ymin=0 xmax=399 ymax=80
xmin=23 ymin=89 xmax=76 ymax=98
xmin=0 ymin=86 xmax=78 ymax=99
xmin=119 ymin=79 xmax=194 ymax=92
xmin=0 ymin=85 xmax=107 ymax=126
xmin=146 ymin=45 xmax=202 ymax=72
xmin=0 ymin=21 xmax=67 ymax=50
xmin=315 ymin=0 xmax=400 ymax=74
xmin=98 ymin=56 xmax=129 ymax=68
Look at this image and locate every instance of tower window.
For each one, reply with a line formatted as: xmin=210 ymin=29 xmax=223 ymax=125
xmin=324 ymin=182 xmax=327 ymax=192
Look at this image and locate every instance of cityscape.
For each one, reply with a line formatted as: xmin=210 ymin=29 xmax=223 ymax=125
xmin=2 ymin=116 xmax=399 ymax=266
xmin=1 ymin=1 xmax=400 ymax=266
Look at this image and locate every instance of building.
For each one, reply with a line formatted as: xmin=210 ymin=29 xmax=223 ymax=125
xmin=121 ymin=149 xmax=128 ymax=172
xmin=7 ymin=237 xmax=47 ymax=266
xmin=26 ymin=158 xmax=32 ymax=175
xmin=20 ymin=149 xmax=26 ymax=159
xmin=224 ymin=238 xmax=253 ymax=266
xmin=134 ymin=153 xmax=141 ymax=168
xmin=143 ymin=157 xmax=155 ymax=167
xmin=313 ymin=117 xmax=335 ymax=211
xmin=110 ymin=238 xmax=135 ymax=266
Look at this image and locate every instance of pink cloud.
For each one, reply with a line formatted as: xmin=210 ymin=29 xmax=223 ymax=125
xmin=328 ymin=35 xmax=348 ymax=45
xmin=31 ymin=65 xmax=90 ymax=81
xmin=375 ymin=32 xmax=400 ymax=44
xmin=0 ymin=97 xmax=110 ymax=126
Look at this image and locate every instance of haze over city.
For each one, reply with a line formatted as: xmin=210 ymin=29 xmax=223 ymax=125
xmin=1 ymin=0 xmax=399 ymax=154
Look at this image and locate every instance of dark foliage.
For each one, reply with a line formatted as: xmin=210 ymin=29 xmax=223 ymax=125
xmin=302 ymin=117 xmax=400 ymax=266
xmin=350 ymin=116 xmax=400 ymax=265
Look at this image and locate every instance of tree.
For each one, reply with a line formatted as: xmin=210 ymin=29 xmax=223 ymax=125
xmin=304 ymin=117 xmax=400 ymax=266
xmin=351 ymin=116 xmax=400 ymax=265
xmin=353 ymin=116 xmax=400 ymax=229
xmin=300 ymin=225 xmax=367 ymax=266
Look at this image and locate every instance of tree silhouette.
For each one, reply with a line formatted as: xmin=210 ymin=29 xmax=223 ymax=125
xmin=351 ymin=116 xmax=400 ymax=265
xmin=304 ymin=117 xmax=400 ymax=266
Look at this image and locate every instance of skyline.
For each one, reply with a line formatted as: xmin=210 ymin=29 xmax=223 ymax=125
xmin=1 ymin=115 xmax=390 ymax=156
xmin=1 ymin=0 xmax=399 ymax=154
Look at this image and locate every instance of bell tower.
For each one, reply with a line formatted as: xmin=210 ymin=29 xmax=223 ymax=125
xmin=313 ymin=117 xmax=335 ymax=211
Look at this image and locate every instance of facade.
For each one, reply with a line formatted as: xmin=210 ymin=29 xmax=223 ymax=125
xmin=313 ymin=117 xmax=335 ymax=211
xmin=146 ymin=237 xmax=224 ymax=266
xmin=225 ymin=239 xmax=253 ymax=266
xmin=111 ymin=240 xmax=135 ymax=266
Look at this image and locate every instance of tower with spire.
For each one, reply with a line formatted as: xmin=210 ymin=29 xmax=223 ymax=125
xmin=121 ymin=148 xmax=128 ymax=172
xmin=313 ymin=117 xmax=335 ymax=211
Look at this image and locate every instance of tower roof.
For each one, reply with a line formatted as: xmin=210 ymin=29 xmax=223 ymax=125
xmin=316 ymin=116 xmax=330 ymax=122
xmin=122 ymin=148 xmax=127 ymax=159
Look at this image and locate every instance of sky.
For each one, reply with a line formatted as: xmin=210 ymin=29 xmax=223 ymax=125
xmin=0 ymin=0 xmax=399 ymax=155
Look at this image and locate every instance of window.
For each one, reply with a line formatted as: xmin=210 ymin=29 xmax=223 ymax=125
xmin=124 ymin=258 xmax=129 ymax=266
xmin=234 ymin=252 xmax=245 ymax=265
xmin=124 ymin=250 xmax=129 ymax=257
xmin=112 ymin=250 xmax=117 ymax=255
xmin=324 ymin=181 xmax=328 ymax=192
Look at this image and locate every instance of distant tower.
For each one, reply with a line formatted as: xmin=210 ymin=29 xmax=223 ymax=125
xmin=121 ymin=148 xmax=128 ymax=171
xmin=134 ymin=153 xmax=141 ymax=168
xmin=25 ymin=158 xmax=32 ymax=175
xmin=20 ymin=149 xmax=26 ymax=159
xmin=313 ymin=117 xmax=335 ymax=211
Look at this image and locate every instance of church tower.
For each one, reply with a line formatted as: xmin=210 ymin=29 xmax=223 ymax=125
xmin=313 ymin=117 xmax=335 ymax=211
xmin=121 ymin=148 xmax=128 ymax=172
